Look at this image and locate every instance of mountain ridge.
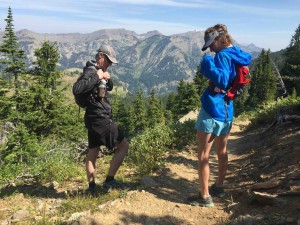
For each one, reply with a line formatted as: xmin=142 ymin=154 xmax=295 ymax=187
xmin=0 ymin=28 xmax=262 ymax=94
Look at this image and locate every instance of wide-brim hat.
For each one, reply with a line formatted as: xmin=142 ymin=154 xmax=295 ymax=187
xmin=202 ymin=30 xmax=219 ymax=51
xmin=97 ymin=45 xmax=118 ymax=64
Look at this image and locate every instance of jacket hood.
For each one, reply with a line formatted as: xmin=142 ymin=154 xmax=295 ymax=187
xmin=221 ymin=46 xmax=252 ymax=66
xmin=85 ymin=60 xmax=100 ymax=69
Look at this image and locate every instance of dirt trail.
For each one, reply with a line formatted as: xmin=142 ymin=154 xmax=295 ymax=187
xmin=84 ymin=121 xmax=249 ymax=225
xmin=2 ymin=120 xmax=298 ymax=224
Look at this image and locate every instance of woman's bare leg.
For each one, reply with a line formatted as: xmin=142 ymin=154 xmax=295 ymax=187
xmin=196 ymin=131 xmax=215 ymax=197
xmin=214 ymin=132 xmax=230 ymax=186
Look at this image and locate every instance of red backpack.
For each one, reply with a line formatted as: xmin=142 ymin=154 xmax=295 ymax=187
xmin=209 ymin=65 xmax=251 ymax=100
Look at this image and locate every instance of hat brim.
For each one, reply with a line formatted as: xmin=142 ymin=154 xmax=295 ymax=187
xmin=104 ymin=53 xmax=118 ymax=64
xmin=201 ymin=29 xmax=219 ymax=51
xmin=201 ymin=38 xmax=215 ymax=51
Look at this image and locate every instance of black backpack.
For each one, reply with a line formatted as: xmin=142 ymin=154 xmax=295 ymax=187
xmin=72 ymin=84 xmax=91 ymax=108
xmin=72 ymin=67 xmax=98 ymax=108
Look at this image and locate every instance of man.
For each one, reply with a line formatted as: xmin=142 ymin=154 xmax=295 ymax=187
xmin=74 ymin=44 xmax=129 ymax=194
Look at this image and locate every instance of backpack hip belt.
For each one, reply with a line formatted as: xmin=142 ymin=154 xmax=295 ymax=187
xmin=209 ymin=80 xmax=227 ymax=94
xmin=208 ymin=65 xmax=251 ymax=100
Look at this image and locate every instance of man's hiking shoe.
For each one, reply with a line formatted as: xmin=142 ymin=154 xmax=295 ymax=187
xmin=187 ymin=194 xmax=214 ymax=207
xmin=102 ymin=179 xmax=127 ymax=192
xmin=210 ymin=184 xmax=225 ymax=197
xmin=84 ymin=187 xmax=96 ymax=196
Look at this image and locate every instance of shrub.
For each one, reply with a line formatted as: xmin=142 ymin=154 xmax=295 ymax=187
xmin=1 ymin=123 xmax=44 ymax=164
xmin=0 ymin=133 xmax=84 ymax=187
xmin=247 ymin=95 xmax=300 ymax=129
xmin=31 ymin=149 xmax=84 ymax=184
xmin=0 ymin=162 xmax=26 ymax=188
xmin=171 ymin=119 xmax=196 ymax=150
xmin=128 ymin=124 xmax=173 ymax=175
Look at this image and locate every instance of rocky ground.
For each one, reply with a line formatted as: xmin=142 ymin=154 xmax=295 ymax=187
xmin=0 ymin=119 xmax=299 ymax=225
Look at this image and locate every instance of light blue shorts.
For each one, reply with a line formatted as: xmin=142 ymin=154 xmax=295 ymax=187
xmin=195 ymin=108 xmax=232 ymax=136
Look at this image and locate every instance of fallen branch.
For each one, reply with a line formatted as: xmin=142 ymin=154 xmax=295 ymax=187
xmin=264 ymin=113 xmax=300 ymax=132
xmin=253 ymin=191 xmax=286 ymax=206
xmin=277 ymin=191 xmax=300 ymax=196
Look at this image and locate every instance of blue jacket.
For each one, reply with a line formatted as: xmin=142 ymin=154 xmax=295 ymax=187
xmin=200 ymin=46 xmax=252 ymax=122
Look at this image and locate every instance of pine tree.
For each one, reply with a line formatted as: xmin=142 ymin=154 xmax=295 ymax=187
xmin=264 ymin=50 xmax=277 ymax=101
xmin=175 ymin=79 xmax=199 ymax=118
xmin=123 ymin=104 xmax=135 ymax=136
xmin=166 ymin=92 xmax=177 ymax=120
xmin=147 ymin=89 xmax=165 ymax=127
xmin=164 ymin=109 xmax=173 ymax=126
xmin=174 ymin=79 xmax=187 ymax=116
xmin=111 ymin=91 xmax=121 ymax=121
xmin=0 ymin=76 xmax=13 ymax=119
xmin=233 ymin=85 xmax=251 ymax=116
xmin=281 ymin=24 xmax=300 ymax=77
xmin=248 ymin=49 xmax=276 ymax=107
xmin=32 ymin=41 xmax=61 ymax=90
xmin=193 ymin=65 xmax=208 ymax=97
xmin=111 ymin=92 xmax=135 ymax=136
xmin=9 ymin=40 xmax=79 ymax=138
xmin=132 ymin=89 xmax=147 ymax=132
xmin=0 ymin=7 xmax=27 ymax=91
xmin=280 ymin=24 xmax=300 ymax=95
xmin=2 ymin=123 xmax=42 ymax=164
xmin=185 ymin=82 xmax=199 ymax=111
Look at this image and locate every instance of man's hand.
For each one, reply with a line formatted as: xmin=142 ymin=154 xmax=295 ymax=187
xmin=102 ymin=72 xmax=110 ymax=80
xmin=97 ymin=70 xmax=110 ymax=80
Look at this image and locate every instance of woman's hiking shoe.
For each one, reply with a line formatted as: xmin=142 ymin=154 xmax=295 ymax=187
xmin=102 ymin=179 xmax=127 ymax=192
xmin=187 ymin=194 xmax=214 ymax=207
xmin=210 ymin=184 xmax=225 ymax=197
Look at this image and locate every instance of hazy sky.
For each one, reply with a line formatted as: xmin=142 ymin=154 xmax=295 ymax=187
xmin=0 ymin=0 xmax=299 ymax=52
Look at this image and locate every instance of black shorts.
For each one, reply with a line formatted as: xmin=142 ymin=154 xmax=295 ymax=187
xmin=84 ymin=117 xmax=125 ymax=151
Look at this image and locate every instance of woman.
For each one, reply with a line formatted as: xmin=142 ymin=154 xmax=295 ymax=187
xmin=188 ymin=24 xmax=252 ymax=207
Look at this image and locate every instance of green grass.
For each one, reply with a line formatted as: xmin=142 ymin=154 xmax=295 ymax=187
xmin=61 ymin=189 xmax=124 ymax=215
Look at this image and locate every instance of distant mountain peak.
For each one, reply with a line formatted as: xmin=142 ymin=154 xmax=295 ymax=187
xmin=90 ymin=28 xmax=137 ymax=36
xmin=139 ymin=30 xmax=162 ymax=39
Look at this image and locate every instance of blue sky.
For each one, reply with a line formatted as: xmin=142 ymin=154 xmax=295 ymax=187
xmin=0 ymin=0 xmax=299 ymax=51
